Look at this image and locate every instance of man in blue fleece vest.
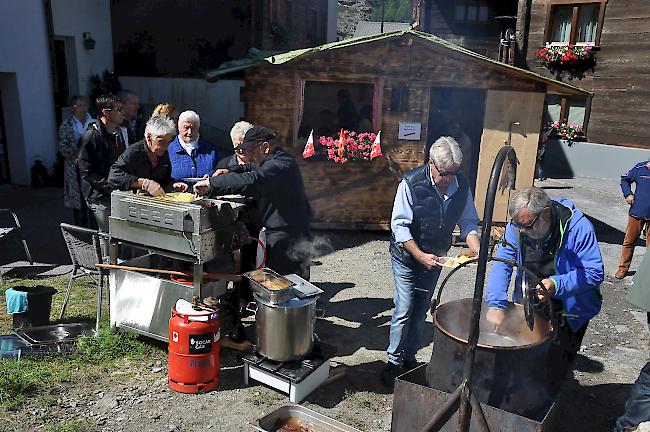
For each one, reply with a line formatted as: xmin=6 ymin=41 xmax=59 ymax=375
xmin=615 ymin=160 xmax=650 ymax=279
xmin=382 ymin=136 xmax=480 ymax=386
xmin=486 ymin=186 xmax=604 ymax=393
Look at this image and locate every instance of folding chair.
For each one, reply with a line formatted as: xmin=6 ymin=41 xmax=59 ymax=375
xmin=60 ymin=223 xmax=107 ymax=332
xmin=0 ymin=209 xmax=33 ymax=264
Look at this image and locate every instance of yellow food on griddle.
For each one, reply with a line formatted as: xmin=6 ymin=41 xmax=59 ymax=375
xmin=157 ymin=192 xmax=197 ymax=203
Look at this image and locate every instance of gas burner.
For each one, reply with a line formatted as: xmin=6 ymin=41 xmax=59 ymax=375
xmin=242 ymin=343 xmax=336 ymax=402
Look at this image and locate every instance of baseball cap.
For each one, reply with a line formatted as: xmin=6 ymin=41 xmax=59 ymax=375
xmin=238 ymin=126 xmax=276 ymax=150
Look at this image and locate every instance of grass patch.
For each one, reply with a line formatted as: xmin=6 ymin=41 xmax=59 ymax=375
xmin=43 ymin=421 xmax=87 ymax=432
xmin=0 ymin=276 xmax=165 ymax=412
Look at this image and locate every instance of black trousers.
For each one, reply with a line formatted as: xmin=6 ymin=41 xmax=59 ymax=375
xmin=265 ymin=229 xmax=311 ymax=281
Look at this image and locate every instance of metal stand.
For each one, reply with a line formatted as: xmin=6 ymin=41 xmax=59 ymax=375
xmin=421 ymin=145 xmax=518 ymax=432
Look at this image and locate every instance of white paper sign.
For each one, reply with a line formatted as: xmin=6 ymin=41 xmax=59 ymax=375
xmin=398 ymin=122 xmax=422 ymax=140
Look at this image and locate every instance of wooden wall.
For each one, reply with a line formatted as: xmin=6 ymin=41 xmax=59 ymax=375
xmin=412 ymin=0 xmax=519 ymax=59
xmin=526 ymin=0 xmax=650 ymax=148
xmin=243 ymin=35 xmax=545 ymax=228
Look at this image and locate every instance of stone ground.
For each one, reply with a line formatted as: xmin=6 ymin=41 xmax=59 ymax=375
xmin=0 ymin=177 xmax=648 ymax=431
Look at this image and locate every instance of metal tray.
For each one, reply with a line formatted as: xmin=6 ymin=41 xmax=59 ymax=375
xmin=13 ymin=323 xmax=94 ymax=345
xmin=244 ymin=268 xmax=295 ymax=305
xmin=285 ymin=274 xmax=324 ymax=299
xmin=251 ymin=404 xmax=362 ymax=432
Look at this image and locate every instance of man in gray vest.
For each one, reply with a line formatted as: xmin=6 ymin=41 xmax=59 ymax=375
xmin=383 ymin=136 xmax=480 ymax=386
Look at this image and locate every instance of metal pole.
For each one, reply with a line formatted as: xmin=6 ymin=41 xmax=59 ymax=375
xmin=457 ymin=145 xmax=518 ymax=431
xmin=381 ymin=0 xmax=385 ymax=33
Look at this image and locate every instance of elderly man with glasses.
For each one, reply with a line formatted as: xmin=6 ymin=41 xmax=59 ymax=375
xmin=383 ymin=136 xmax=481 ymax=386
xmin=194 ymin=125 xmax=312 ymax=280
xmin=485 ymin=186 xmax=604 ymax=396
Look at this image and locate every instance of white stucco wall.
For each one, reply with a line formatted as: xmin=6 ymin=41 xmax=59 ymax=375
xmin=544 ymin=139 xmax=650 ymax=179
xmin=51 ymin=0 xmax=114 ymax=97
xmin=0 ymin=0 xmax=57 ymax=185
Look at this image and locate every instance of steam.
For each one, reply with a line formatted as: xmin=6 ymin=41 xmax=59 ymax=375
xmin=286 ymin=234 xmax=334 ymax=262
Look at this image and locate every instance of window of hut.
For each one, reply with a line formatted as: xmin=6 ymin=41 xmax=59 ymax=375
xmin=546 ymin=1 xmax=606 ymax=46
xmin=298 ymin=81 xmax=377 ymax=153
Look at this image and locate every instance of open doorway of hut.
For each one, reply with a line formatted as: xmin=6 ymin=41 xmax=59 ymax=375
xmin=298 ymin=81 xmax=376 ymax=159
xmin=426 ymin=87 xmax=486 ymax=192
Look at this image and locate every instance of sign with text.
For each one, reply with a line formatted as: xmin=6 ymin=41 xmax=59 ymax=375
xmin=398 ymin=122 xmax=422 ymax=140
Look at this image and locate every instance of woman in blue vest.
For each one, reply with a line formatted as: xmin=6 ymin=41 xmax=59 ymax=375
xmin=383 ymin=136 xmax=481 ymax=386
xmin=168 ymin=110 xmax=219 ymax=181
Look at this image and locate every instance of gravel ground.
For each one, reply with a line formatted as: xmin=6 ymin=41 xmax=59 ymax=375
xmin=2 ymin=177 xmax=649 ymax=431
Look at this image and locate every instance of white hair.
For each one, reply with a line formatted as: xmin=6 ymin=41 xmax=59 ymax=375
xmin=508 ymin=187 xmax=552 ymax=219
xmin=178 ymin=110 xmax=200 ymax=128
xmin=429 ymin=136 xmax=463 ymax=169
xmin=230 ymin=121 xmax=254 ymax=145
xmin=145 ymin=115 xmax=176 ymax=138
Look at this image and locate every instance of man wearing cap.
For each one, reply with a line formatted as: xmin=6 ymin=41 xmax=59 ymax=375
xmin=194 ymin=125 xmax=312 ymax=279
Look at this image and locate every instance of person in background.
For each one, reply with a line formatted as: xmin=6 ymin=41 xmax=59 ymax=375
xmin=613 ymin=251 xmax=650 ymax=431
xmin=383 ymin=136 xmax=480 ymax=386
xmin=152 ymin=103 xmax=178 ymax=124
xmin=117 ymin=89 xmax=144 ymax=145
xmin=336 ymin=89 xmax=358 ymax=132
xmin=194 ymin=126 xmax=312 ymax=280
xmin=58 ymin=95 xmax=93 ymax=227
xmin=108 ymin=115 xmax=187 ymax=196
xmin=167 ymin=110 xmax=219 ymax=181
xmin=77 ymin=94 xmax=127 ymax=239
xmin=486 ymin=186 xmax=603 ymax=395
xmin=315 ymin=110 xmax=337 ymax=138
xmin=216 ymin=121 xmax=255 ymax=170
xmin=445 ymin=123 xmax=472 ymax=180
xmin=614 ymin=159 xmax=650 ymax=279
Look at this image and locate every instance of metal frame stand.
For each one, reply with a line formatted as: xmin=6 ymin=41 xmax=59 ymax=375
xmin=421 ymin=145 xmax=518 ymax=432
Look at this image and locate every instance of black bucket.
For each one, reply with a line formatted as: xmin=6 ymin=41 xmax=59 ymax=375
xmin=10 ymin=286 xmax=58 ymax=329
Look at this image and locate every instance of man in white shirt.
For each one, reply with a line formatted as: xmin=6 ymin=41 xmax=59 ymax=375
xmin=383 ymin=136 xmax=480 ymax=386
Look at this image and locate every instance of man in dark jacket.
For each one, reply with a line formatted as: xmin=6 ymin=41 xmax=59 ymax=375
xmin=77 ymin=94 xmax=126 ymax=235
xmin=615 ymin=160 xmax=650 ymax=279
xmin=194 ymin=125 xmax=312 ymax=280
xmin=383 ymin=136 xmax=480 ymax=386
xmin=108 ymin=115 xmax=187 ymax=195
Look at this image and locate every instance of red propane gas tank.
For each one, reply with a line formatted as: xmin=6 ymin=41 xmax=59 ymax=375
xmin=168 ymin=306 xmax=220 ymax=393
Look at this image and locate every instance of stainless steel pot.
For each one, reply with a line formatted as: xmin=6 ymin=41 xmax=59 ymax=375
xmin=254 ymin=293 xmax=316 ymax=362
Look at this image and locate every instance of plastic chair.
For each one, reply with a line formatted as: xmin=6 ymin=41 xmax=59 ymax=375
xmin=0 ymin=209 xmax=33 ymax=264
xmin=60 ymin=223 xmax=107 ymax=332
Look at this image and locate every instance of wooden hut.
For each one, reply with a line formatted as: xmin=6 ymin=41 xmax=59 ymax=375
xmin=207 ymin=30 xmax=588 ymax=229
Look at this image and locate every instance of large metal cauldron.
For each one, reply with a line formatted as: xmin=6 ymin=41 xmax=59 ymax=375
xmin=426 ymin=299 xmax=553 ymax=421
xmin=254 ymin=293 xmax=316 ymax=362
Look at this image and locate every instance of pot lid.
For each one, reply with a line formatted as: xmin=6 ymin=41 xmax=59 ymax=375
xmin=254 ymin=292 xmax=316 ymax=308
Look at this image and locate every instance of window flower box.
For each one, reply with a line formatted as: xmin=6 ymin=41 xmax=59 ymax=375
xmin=548 ymin=120 xmax=585 ymax=145
xmin=536 ymin=44 xmax=595 ymax=78
xmin=319 ymin=131 xmax=378 ymax=164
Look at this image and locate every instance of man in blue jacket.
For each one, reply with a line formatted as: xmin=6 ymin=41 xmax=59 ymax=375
xmin=615 ymin=160 xmax=650 ymax=279
xmin=486 ymin=186 xmax=604 ymax=393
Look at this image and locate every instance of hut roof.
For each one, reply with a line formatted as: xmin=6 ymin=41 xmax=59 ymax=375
xmin=205 ymin=30 xmax=589 ymax=96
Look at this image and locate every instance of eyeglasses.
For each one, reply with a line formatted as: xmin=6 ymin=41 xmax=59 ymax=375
xmin=105 ymin=107 xmax=124 ymax=113
xmin=431 ymin=160 xmax=458 ymax=178
xmin=234 ymin=142 xmax=263 ymax=155
xmin=513 ymin=213 xmax=540 ymax=230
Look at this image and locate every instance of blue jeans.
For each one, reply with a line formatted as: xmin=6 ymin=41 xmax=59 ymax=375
xmin=387 ymin=256 xmax=441 ymax=365
xmin=614 ymin=361 xmax=650 ymax=431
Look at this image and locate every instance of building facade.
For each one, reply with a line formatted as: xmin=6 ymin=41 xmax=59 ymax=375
xmin=0 ymin=0 xmax=113 ymax=185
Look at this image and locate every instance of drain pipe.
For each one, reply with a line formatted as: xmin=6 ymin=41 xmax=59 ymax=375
xmin=515 ymin=0 xmax=533 ymax=68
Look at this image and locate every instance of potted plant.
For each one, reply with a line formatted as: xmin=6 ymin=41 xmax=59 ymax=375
xmin=536 ymin=44 xmax=595 ymax=79
xmin=318 ymin=131 xmax=378 ymax=164
xmin=548 ymin=120 xmax=584 ymax=145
